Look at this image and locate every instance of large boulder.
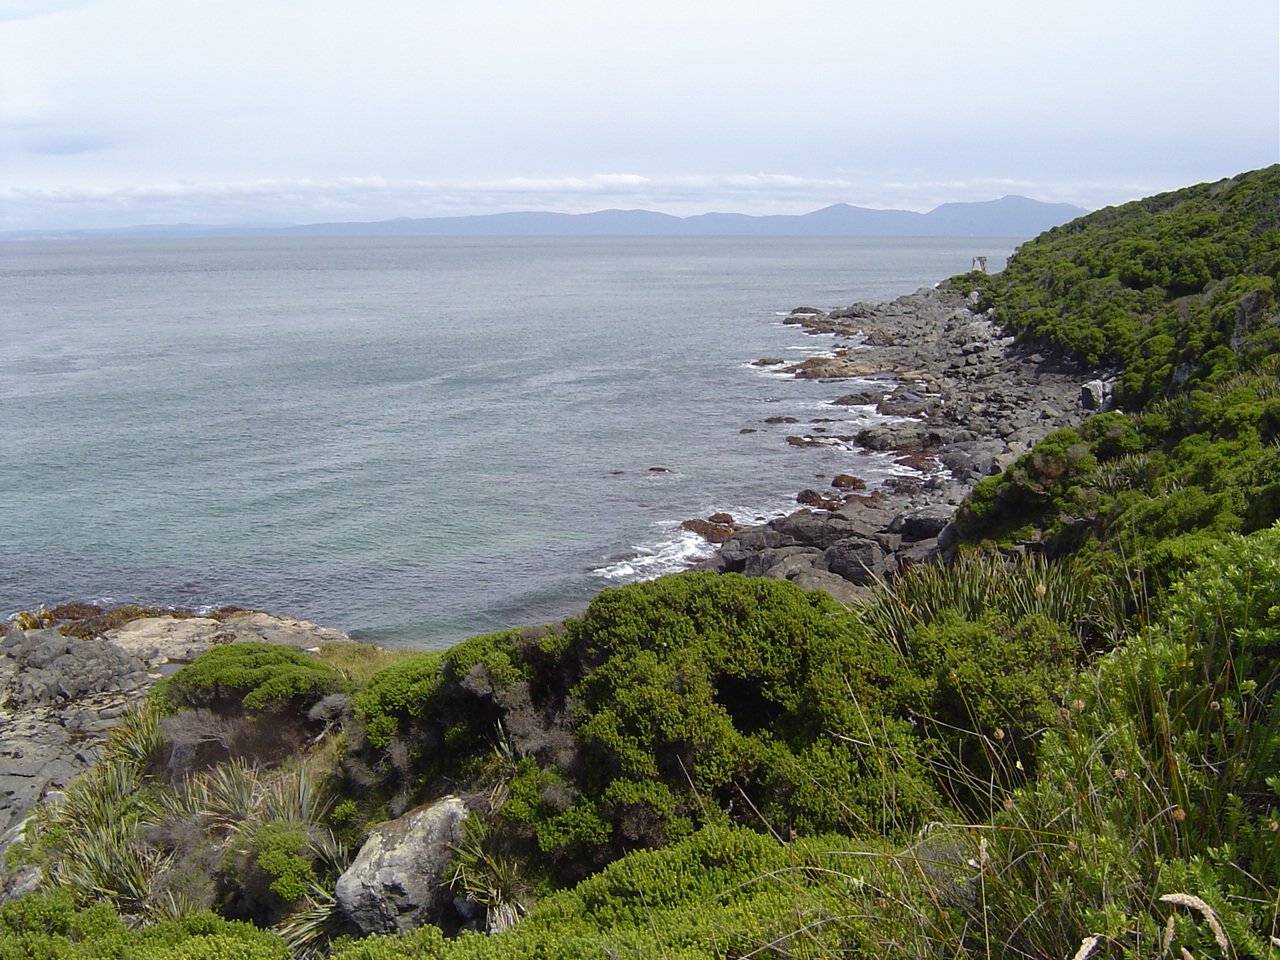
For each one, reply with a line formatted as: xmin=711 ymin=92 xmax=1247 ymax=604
xmin=335 ymin=796 xmax=469 ymax=936
xmin=1080 ymin=379 xmax=1113 ymax=411
xmin=785 ymin=568 xmax=870 ymax=605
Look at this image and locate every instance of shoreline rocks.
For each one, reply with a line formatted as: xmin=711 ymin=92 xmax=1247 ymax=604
xmin=0 ymin=609 xmax=352 ymax=868
xmin=697 ymin=282 xmax=1107 ymax=594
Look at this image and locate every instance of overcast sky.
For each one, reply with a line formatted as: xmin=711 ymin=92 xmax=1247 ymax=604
xmin=2 ymin=0 xmax=1276 ymax=231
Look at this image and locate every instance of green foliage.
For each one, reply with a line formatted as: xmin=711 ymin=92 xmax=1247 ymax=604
xmin=957 ymin=525 xmax=1280 ymax=957
xmin=956 ymin=428 xmax=1097 ymax=543
xmin=311 ymin=641 xmax=421 ymax=685
xmin=154 ymin=643 xmax=345 ymax=712
xmin=563 ymin=573 xmax=943 ymax=841
xmin=857 ymin=549 xmax=1120 ymax=650
xmin=0 ymin=891 xmax=288 ymax=960
xmin=977 ymin=166 xmax=1280 ymax=402
xmin=13 ymin=169 xmax=1280 ymax=960
xmin=250 ymin=821 xmax=314 ymax=904
xmin=957 ymin=361 xmax=1280 ymax=604
xmin=340 ymin=573 xmax=957 ymax=889
xmin=350 ymin=651 xmax=444 ymax=748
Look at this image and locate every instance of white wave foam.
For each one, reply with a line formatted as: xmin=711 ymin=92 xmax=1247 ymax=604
xmin=591 ymin=526 xmax=716 ymax=583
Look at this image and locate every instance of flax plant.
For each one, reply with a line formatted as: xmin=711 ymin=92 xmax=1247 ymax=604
xmin=857 ymin=551 xmax=1124 ymax=658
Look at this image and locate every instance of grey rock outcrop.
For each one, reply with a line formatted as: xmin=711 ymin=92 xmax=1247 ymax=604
xmin=1081 ymin=378 xmax=1115 ymax=411
xmin=335 ymin=796 xmax=469 ymax=936
xmin=0 ymin=610 xmax=352 ymax=878
xmin=0 ymin=628 xmax=150 ymax=842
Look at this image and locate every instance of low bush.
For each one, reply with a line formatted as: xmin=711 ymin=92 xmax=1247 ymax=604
xmin=154 ymin=643 xmax=346 ymax=713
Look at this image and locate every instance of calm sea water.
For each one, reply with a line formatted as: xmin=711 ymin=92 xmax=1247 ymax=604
xmin=1 ymin=236 xmax=1018 ymax=647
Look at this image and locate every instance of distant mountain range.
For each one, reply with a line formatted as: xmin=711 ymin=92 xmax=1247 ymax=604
xmin=7 ymin=196 xmax=1089 ymax=241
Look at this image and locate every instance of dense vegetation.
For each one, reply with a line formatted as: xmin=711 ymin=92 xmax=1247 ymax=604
xmin=4 ymin=167 xmax=1278 ymax=958
xmin=957 ymin=166 xmax=1280 ymax=597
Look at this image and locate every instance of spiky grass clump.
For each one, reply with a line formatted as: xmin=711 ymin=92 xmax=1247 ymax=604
xmin=857 ymin=550 xmax=1125 ymax=656
xmin=23 ymin=702 xmax=345 ymax=929
xmin=925 ymin=526 xmax=1280 ymax=958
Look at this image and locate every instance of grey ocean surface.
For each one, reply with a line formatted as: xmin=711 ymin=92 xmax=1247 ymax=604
xmin=1 ymin=236 xmax=1018 ymax=647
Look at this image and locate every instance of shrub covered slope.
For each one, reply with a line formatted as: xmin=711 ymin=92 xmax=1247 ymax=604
xmin=4 ymin=167 xmax=1278 ymax=958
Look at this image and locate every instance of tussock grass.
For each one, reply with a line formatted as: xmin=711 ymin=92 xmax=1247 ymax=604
xmin=857 ymin=550 xmax=1127 ymax=655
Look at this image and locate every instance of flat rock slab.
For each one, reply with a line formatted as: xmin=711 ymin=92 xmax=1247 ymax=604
xmin=108 ymin=612 xmax=351 ymax=667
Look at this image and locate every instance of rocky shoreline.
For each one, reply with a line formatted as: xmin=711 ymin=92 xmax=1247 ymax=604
xmin=0 ymin=608 xmax=351 ymax=884
xmin=691 ymin=281 xmax=1109 ymax=602
xmin=0 ymin=279 xmax=1108 ymax=894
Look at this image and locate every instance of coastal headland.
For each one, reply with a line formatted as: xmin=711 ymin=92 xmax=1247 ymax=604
xmin=5 ymin=167 xmax=1276 ymax=958
xmin=0 ymin=609 xmax=350 ymax=878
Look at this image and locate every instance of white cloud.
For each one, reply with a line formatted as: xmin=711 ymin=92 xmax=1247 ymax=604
xmin=0 ymin=0 xmax=91 ymax=21
xmin=1 ymin=0 xmax=1274 ymax=230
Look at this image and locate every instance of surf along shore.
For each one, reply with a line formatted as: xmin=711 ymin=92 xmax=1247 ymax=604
xmin=0 ymin=276 xmax=1109 ymax=872
xmin=689 ymin=278 xmax=1106 ymax=600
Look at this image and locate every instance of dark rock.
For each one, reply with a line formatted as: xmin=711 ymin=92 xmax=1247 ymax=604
xmin=764 ymin=415 xmax=799 ymax=424
xmin=938 ymin=449 xmax=976 ymax=480
xmin=718 ymin=527 xmax=796 ymax=570
xmin=831 ymin=390 xmax=883 ymax=406
xmin=708 ymin=512 xmax=735 ymax=525
xmin=894 ymin=450 xmax=937 ymax=472
xmin=785 ymin=569 xmax=870 ymax=605
xmin=899 ymin=511 xmax=951 ymax=542
xmin=796 ymin=489 xmax=840 ymax=510
xmin=882 ymin=475 xmax=923 ymax=495
xmin=873 ymin=532 xmax=903 ymax=553
xmin=855 ymin=423 xmax=937 ymax=452
xmin=1080 ymin=379 xmax=1113 ymax=411
xmin=822 ymin=538 xmax=888 ymax=585
xmin=706 ymin=282 xmax=1102 ymax=603
xmin=831 ymin=474 xmax=866 ymax=490
xmin=681 ymin=518 xmax=736 ymax=544
xmin=877 ymin=393 xmax=937 ymax=417
xmin=770 ymin=512 xmax=867 ymax=549
xmin=896 ymin=538 xmax=941 ymax=567
xmin=757 ymin=551 xmax=823 ymax=580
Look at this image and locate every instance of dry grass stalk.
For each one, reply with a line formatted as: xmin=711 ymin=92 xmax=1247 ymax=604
xmin=1158 ymin=893 xmax=1231 ymax=956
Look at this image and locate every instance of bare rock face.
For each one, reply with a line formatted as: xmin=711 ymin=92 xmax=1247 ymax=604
xmin=107 ymin=611 xmax=351 ymax=666
xmin=822 ymin=538 xmax=889 ymax=585
xmin=0 ymin=628 xmax=150 ymax=843
xmin=335 ymin=796 xmax=469 ymax=936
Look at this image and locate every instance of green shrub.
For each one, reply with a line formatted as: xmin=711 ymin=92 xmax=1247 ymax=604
xmin=971 ymin=524 xmax=1280 ymax=957
xmin=250 ymin=821 xmax=314 ymax=904
xmin=155 ymin=643 xmax=345 ymax=712
xmin=351 ymin=651 xmax=444 ymax=748
xmin=0 ymin=892 xmax=288 ymax=960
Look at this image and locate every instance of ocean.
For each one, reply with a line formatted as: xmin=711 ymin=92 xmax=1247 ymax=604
xmin=1 ymin=236 xmax=1019 ymax=647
